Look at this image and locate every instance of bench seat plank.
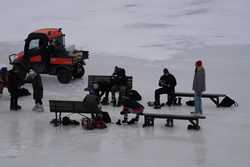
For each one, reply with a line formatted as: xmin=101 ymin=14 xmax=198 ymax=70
xmin=142 ymin=113 xmax=206 ymax=130
xmin=175 ymin=92 xmax=226 ymax=107
xmin=49 ymin=100 xmax=88 ymax=113
xmin=143 ymin=113 xmax=206 ymax=120
xmin=49 ymin=100 xmax=100 ymax=126
xmin=175 ymin=92 xmax=225 ymax=98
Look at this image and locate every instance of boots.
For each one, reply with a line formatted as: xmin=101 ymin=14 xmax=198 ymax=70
xmin=122 ymin=114 xmax=128 ymax=123
xmin=10 ymin=97 xmax=21 ymax=111
xmin=154 ymin=102 xmax=161 ymax=109
xmin=32 ymin=103 xmax=44 ymax=112
xmin=128 ymin=115 xmax=139 ymax=125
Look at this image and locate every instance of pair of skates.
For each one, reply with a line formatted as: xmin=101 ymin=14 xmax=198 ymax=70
xmin=116 ymin=116 xmax=139 ymax=125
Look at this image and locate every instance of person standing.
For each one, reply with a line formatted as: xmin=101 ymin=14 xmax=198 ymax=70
xmin=192 ymin=60 xmax=206 ymax=115
xmin=26 ymin=70 xmax=44 ymax=112
xmin=8 ymin=66 xmax=27 ymax=111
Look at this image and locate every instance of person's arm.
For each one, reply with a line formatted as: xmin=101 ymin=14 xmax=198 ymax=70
xmin=159 ymin=76 xmax=168 ymax=87
xmin=171 ymin=74 xmax=177 ymax=87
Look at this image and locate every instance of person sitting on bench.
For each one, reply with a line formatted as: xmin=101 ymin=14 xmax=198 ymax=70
xmin=110 ymin=66 xmax=128 ymax=106
xmin=95 ymin=81 xmax=112 ymax=105
xmin=154 ymin=68 xmax=177 ymax=109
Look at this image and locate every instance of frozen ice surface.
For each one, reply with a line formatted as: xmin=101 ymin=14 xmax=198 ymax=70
xmin=0 ymin=0 xmax=250 ymax=166
xmin=0 ymin=43 xmax=250 ymax=167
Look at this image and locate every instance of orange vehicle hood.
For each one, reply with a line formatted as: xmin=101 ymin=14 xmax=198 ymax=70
xmin=16 ymin=51 xmax=24 ymax=61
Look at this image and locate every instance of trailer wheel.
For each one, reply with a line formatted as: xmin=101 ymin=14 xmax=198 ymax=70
xmin=57 ymin=68 xmax=72 ymax=84
xmin=73 ymin=66 xmax=85 ymax=79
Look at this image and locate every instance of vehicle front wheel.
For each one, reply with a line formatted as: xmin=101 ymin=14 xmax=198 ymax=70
xmin=57 ymin=68 xmax=72 ymax=84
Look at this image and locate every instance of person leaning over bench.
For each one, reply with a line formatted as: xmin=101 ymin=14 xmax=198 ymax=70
xmin=90 ymin=81 xmax=111 ymax=105
xmin=192 ymin=60 xmax=206 ymax=115
xmin=154 ymin=68 xmax=177 ymax=109
xmin=111 ymin=66 xmax=128 ymax=106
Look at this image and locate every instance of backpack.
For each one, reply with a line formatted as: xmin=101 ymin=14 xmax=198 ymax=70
xmin=82 ymin=118 xmax=94 ymax=130
xmin=186 ymin=100 xmax=195 ymax=106
xmin=62 ymin=116 xmax=71 ymax=125
xmin=218 ymin=96 xmax=238 ymax=107
xmin=127 ymin=90 xmax=142 ymax=101
xmin=102 ymin=111 xmax=111 ymax=123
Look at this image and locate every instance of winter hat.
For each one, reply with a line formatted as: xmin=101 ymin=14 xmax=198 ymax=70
xmin=195 ymin=60 xmax=202 ymax=67
xmin=163 ymin=68 xmax=169 ymax=74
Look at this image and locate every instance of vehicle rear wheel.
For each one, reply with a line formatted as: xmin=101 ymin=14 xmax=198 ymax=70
xmin=57 ymin=68 xmax=72 ymax=84
xmin=73 ymin=66 xmax=85 ymax=78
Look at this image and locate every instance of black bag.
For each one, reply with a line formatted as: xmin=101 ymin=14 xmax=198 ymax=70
xmin=186 ymin=100 xmax=195 ymax=106
xmin=127 ymin=89 xmax=142 ymax=101
xmin=218 ymin=96 xmax=238 ymax=107
xmin=102 ymin=111 xmax=111 ymax=123
xmin=62 ymin=116 xmax=80 ymax=126
xmin=17 ymin=88 xmax=31 ymax=97
xmin=62 ymin=116 xmax=71 ymax=125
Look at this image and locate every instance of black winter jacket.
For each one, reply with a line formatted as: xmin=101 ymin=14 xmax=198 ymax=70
xmin=159 ymin=73 xmax=177 ymax=88
xmin=111 ymin=68 xmax=127 ymax=86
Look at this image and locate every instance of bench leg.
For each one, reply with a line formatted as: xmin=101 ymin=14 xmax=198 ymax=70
xmin=143 ymin=116 xmax=154 ymax=127
xmin=177 ymin=97 xmax=182 ymax=106
xmin=59 ymin=112 xmax=62 ymax=125
xmin=187 ymin=119 xmax=200 ymax=130
xmin=210 ymin=97 xmax=220 ymax=107
xmin=53 ymin=112 xmax=61 ymax=126
xmin=165 ymin=118 xmax=174 ymax=127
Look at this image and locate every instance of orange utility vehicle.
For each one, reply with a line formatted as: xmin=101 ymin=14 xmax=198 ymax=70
xmin=9 ymin=28 xmax=89 ymax=83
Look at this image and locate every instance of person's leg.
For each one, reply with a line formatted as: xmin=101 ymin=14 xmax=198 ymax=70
xmin=10 ymin=96 xmax=16 ymax=110
xmin=32 ymin=74 xmax=43 ymax=104
xmin=100 ymin=88 xmax=110 ymax=105
xmin=154 ymin=88 xmax=168 ymax=106
xmin=7 ymin=72 xmax=21 ymax=110
xmin=32 ymin=74 xmax=44 ymax=111
xmin=118 ymin=86 xmax=126 ymax=106
xmin=194 ymin=92 xmax=202 ymax=113
xmin=111 ymin=85 xmax=118 ymax=105
xmin=199 ymin=94 xmax=203 ymax=114
xmin=104 ymin=90 xmax=109 ymax=100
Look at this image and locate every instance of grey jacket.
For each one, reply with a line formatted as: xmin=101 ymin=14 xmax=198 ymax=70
xmin=192 ymin=67 xmax=206 ymax=94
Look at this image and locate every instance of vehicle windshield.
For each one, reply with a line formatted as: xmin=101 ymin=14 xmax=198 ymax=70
xmin=51 ymin=35 xmax=65 ymax=48
xmin=29 ymin=39 xmax=39 ymax=50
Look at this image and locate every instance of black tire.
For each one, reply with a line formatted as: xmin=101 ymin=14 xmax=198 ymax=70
xmin=73 ymin=66 xmax=85 ymax=79
xmin=57 ymin=68 xmax=72 ymax=84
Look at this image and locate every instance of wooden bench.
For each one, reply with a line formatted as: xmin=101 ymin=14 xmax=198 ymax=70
xmin=175 ymin=92 xmax=226 ymax=107
xmin=86 ymin=75 xmax=133 ymax=91
xmin=49 ymin=100 xmax=101 ymax=125
xmin=142 ymin=113 xmax=206 ymax=130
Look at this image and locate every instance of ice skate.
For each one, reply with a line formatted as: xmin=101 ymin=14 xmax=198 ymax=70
xmin=32 ymin=104 xmax=44 ymax=112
